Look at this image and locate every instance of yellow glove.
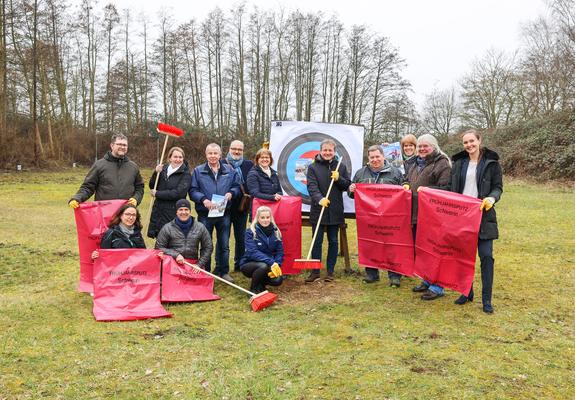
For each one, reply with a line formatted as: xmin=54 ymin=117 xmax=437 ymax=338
xmin=417 ymin=186 xmax=423 ymax=192
xmin=68 ymin=200 xmax=79 ymax=209
xmin=480 ymin=197 xmax=495 ymax=211
xmin=319 ymin=197 xmax=330 ymax=208
xmin=402 ymin=184 xmax=410 ymax=191
xmin=127 ymin=198 xmax=138 ymax=206
xmin=331 ymin=170 xmax=339 ymax=181
xmin=268 ymin=263 xmax=282 ymax=278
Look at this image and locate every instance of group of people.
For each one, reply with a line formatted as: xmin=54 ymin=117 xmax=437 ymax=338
xmin=68 ymin=128 xmax=502 ymax=313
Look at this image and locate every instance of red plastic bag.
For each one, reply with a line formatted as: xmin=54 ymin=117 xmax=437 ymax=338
xmin=355 ymin=184 xmax=415 ymax=276
xmin=252 ymin=196 xmax=302 ymax=275
xmin=74 ymin=200 xmax=127 ymax=292
xmin=92 ymin=249 xmax=171 ymax=321
xmin=414 ymin=187 xmax=482 ymax=295
xmin=161 ymin=257 xmax=220 ymax=302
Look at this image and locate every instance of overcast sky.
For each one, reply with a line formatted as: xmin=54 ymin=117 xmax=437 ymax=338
xmin=110 ymin=0 xmax=547 ymax=108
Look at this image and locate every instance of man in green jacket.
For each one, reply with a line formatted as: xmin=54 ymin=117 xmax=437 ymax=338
xmin=68 ymin=133 xmax=144 ymax=208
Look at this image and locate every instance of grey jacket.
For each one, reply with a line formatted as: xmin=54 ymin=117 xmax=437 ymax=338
xmin=70 ymin=151 xmax=144 ymax=204
xmin=348 ymin=160 xmax=403 ymax=198
xmin=155 ymin=219 xmax=213 ymax=268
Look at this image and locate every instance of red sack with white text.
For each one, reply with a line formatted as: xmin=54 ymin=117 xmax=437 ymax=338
xmin=414 ymin=187 xmax=482 ymax=295
xmin=355 ymin=184 xmax=415 ymax=276
xmin=93 ymin=249 xmax=171 ymax=321
xmin=252 ymin=196 xmax=302 ymax=275
xmin=74 ymin=200 xmax=127 ymax=293
xmin=161 ymin=257 xmax=220 ymax=302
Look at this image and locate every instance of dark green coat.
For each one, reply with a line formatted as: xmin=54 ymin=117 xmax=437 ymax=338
xmin=448 ymin=148 xmax=503 ymax=240
xmin=71 ymin=151 xmax=144 ymax=204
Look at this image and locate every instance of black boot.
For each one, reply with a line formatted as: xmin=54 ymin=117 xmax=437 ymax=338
xmin=454 ymin=287 xmax=474 ymax=305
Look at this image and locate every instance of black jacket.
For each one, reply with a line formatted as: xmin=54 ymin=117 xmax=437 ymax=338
xmin=147 ymin=162 xmax=191 ymax=238
xmin=307 ymin=154 xmax=351 ymax=226
xmin=246 ymin=165 xmax=282 ymax=201
xmin=100 ymin=225 xmax=146 ymax=249
xmin=449 ymin=148 xmax=503 ymax=240
xmin=71 ymin=151 xmax=144 ymax=204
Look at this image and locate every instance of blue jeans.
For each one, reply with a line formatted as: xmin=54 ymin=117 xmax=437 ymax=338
xmin=414 ymin=223 xmax=443 ymax=295
xmin=311 ymin=224 xmax=339 ymax=274
xmin=230 ymin=210 xmax=249 ymax=271
xmin=198 ymin=213 xmax=231 ymax=276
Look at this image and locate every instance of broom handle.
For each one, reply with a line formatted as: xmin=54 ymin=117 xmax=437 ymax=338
xmin=183 ymin=261 xmax=255 ymax=297
xmin=145 ymin=134 xmax=170 ymax=224
xmin=305 ymin=157 xmax=343 ymax=260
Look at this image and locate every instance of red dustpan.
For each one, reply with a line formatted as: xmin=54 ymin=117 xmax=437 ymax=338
xmin=183 ymin=261 xmax=277 ymax=312
xmin=294 ymin=157 xmax=343 ymax=270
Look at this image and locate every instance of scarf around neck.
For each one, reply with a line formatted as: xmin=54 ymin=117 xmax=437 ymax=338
xmin=226 ymin=153 xmax=245 ymax=183
xmin=175 ymin=217 xmax=194 ymax=236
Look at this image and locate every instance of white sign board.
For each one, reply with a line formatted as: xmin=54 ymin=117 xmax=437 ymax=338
xmin=269 ymin=120 xmax=365 ymax=214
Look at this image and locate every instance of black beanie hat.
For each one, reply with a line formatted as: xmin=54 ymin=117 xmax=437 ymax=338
xmin=176 ymin=199 xmax=191 ymax=210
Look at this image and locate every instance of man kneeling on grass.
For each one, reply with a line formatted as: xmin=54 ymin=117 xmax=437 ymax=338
xmin=155 ymin=199 xmax=213 ymax=269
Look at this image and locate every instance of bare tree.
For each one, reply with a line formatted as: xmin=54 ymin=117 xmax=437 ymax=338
xmin=460 ymin=49 xmax=517 ymax=129
xmin=421 ymin=87 xmax=459 ymax=138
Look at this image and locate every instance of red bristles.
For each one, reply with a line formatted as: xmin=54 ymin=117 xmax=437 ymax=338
xmin=157 ymin=122 xmax=184 ymax=137
xmin=250 ymin=291 xmax=278 ymax=312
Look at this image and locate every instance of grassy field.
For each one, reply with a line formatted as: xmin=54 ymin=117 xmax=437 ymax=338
xmin=0 ymin=170 xmax=574 ymax=400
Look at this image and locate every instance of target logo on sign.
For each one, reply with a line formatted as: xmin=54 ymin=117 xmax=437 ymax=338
xmin=276 ymin=132 xmax=352 ymax=205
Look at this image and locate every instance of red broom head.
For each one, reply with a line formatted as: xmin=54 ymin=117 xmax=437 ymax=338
xmin=250 ymin=291 xmax=277 ymax=312
xmin=157 ymin=122 xmax=184 ymax=137
xmin=292 ymin=259 xmax=324 ymax=269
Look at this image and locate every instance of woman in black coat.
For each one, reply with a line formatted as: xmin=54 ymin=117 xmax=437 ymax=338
xmin=91 ymin=203 xmax=146 ymax=259
xmin=147 ymin=146 xmax=191 ymax=238
xmin=246 ymin=148 xmax=282 ymax=201
xmin=448 ymin=129 xmax=503 ymax=314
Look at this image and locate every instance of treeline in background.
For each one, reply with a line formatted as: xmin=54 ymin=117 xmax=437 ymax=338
xmin=0 ymin=0 xmax=573 ymax=179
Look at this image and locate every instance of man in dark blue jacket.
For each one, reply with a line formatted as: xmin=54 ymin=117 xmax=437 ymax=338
xmin=190 ymin=143 xmax=240 ymax=281
xmin=223 ymin=140 xmax=254 ymax=273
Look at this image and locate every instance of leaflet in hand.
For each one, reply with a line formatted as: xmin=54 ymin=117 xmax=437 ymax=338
xmin=208 ymin=194 xmax=227 ymax=217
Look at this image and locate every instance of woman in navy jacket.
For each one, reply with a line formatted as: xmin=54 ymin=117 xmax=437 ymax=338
xmin=448 ymin=129 xmax=503 ymax=313
xmin=239 ymin=206 xmax=284 ymax=293
xmin=246 ymin=148 xmax=282 ymax=202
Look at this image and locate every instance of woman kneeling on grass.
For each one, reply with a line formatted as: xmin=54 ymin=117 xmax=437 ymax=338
xmin=92 ymin=203 xmax=146 ymax=260
xmin=239 ymin=206 xmax=284 ymax=294
xmin=448 ymin=129 xmax=502 ymax=314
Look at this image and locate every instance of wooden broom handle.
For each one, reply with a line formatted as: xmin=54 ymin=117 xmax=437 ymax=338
xmin=183 ymin=261 xmax=256 ymax=297
xmin=305 ymin=157 xmax=343 ymax=260
xmin=145 ymin=135 xmax=170 ymax=224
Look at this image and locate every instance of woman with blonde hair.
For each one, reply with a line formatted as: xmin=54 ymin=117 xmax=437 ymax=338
xmin=239 ymin=206 xmax=284 ymax=293
xmin=400 ymin=134 xmax=418 ymax=176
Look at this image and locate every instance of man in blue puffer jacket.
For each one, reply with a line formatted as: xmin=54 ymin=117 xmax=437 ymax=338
xmin=189 ymin=143 xmax=240 ymax=281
